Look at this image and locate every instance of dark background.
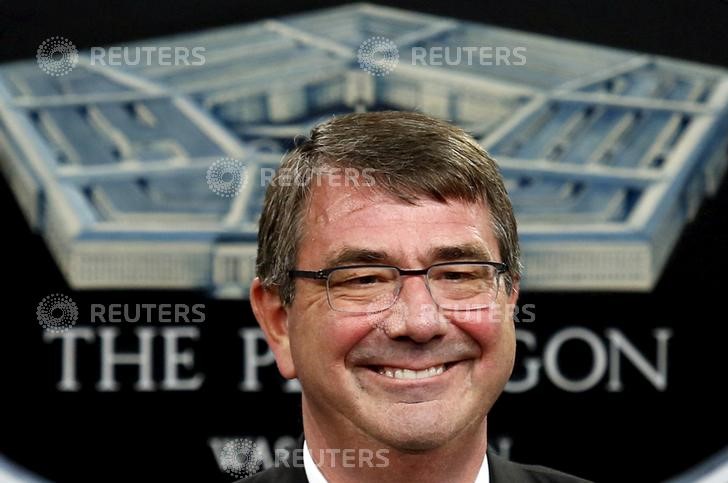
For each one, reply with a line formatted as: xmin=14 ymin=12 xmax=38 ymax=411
xmin=1 ymin=1 xmax=727 ymax=482
xmin=2 ymin=0 xmax=728 ymax=67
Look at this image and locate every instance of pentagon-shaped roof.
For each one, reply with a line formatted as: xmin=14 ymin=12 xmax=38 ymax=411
xmin=1 ymin=4 xmax=727 ymax=297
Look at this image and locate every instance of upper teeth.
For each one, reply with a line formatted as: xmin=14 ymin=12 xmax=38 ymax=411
xmin=378 ymin=365 xmax=445 ymax=379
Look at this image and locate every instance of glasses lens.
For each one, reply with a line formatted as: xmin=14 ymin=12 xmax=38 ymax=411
xmin=327 ymin=266 xmax=399 ymax=313
xmin=428 ymin=263 xmax=500 ymax=310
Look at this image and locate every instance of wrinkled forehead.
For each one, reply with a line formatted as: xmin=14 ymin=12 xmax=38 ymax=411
xmin=307 ymin=183 xmax=381 ymax=227
xmin=297 ymin=182 xmax=499 ymax=266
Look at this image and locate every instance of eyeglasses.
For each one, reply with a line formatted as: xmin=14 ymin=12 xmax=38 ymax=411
xmin=289 ymin=262 xmax=508 ymax=313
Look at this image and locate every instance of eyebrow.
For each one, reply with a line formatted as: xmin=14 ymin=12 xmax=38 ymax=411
xmin=428 ymin=243 xmax=493 ymax=262
xmin=325 ymin=248 xmax=389 ymax=268
xmin=324 ymin=243 xmax=494 ymax=268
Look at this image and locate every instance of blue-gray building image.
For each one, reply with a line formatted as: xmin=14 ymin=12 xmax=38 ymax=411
xmin=1 ymin=4 xmax=727 ymax=298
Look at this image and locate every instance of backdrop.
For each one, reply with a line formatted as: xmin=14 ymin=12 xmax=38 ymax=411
xmin=1 ymin=1 xmax=727 ymax=482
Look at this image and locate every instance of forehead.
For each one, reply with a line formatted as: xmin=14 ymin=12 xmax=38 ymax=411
xmin=297 ymin=182 xmax=500 ymax=267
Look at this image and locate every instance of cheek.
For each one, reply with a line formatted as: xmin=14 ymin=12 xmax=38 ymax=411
xmin=450 ymin=304 xmax=515 ymax=352
xmin=328 ymin=315 xmax=378 ymax=365
xmin=291 ymin=310 xmax=373 ymax=370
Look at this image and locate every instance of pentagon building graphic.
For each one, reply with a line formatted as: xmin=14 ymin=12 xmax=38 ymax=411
xmin=1 ymin=4 xmax=727 ymax=298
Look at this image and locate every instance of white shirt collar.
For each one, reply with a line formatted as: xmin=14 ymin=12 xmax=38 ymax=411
xmin=303 ymin=439 xmax=489 ymax=483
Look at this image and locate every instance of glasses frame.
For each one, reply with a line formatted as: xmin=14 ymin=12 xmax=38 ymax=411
xmin=289 ymin=261 xmax=509 ymax=313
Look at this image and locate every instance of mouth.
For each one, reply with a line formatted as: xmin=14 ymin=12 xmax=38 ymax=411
xmin=366 ymin=362 xmax=459 ymax=380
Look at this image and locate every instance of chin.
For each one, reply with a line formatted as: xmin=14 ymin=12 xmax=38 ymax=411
xmin=388 ymin=435 xmax=449 ymax=453
xmin=366 ymin=406 xmax=467 ymax=453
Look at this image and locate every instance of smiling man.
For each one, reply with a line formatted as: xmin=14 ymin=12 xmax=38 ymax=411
xmin=243 ymin=111 xmax=589 ymax=483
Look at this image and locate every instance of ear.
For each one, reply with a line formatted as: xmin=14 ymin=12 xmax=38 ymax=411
xmin=508 ymin=276 xmax=520 ymax=306
xmin=250 ymin=277 xmax=297 ymax=379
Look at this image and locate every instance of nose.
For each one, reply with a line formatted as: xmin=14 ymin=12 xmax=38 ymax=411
xmin=382 ymin=275 xmax=448 ymax=343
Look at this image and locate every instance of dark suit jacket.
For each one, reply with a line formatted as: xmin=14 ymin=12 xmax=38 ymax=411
xmin=237 ymin=437 xmax=593 ymax=483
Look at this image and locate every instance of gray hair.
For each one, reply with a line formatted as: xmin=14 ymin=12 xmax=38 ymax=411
xmin=255 ymin=111 xmax=520 ymax=305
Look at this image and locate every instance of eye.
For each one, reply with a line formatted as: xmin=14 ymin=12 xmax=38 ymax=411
xmin=440 ymin=270 xmax=477 ymax=281
xmin=345 ymin=275 xmax=381 ymax=285
xmin=330 ymin=269 xmax=394 ymax=288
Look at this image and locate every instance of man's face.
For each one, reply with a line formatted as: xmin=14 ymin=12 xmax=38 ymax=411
xmin=278 ymin=183 xmax=516 ymax=451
